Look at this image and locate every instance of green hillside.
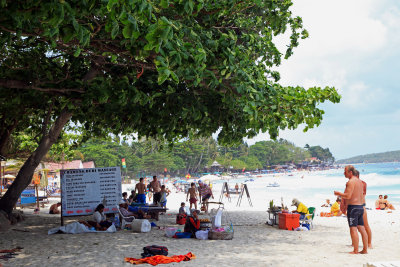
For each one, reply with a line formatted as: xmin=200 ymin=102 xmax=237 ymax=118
xmin=336 ymin=150 xmax=400 ymax=164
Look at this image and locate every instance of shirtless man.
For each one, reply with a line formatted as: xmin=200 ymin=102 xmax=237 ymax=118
xmin=186 ymin=183 xmax=198 ymax=210
xmin=334 ymin=165 xmax=368 ymax=254
xmin=354 ymin=169 xmax=372 ymax=248
xmin=198 ymin=180 xmax=214 ymax=213
xmin=135 ymin=177 xmax=147 ymax=204
xmin=149 ymin=176 xmax=162 ymax=205
xmin=49 ymin=202 xmax=61 ymax=214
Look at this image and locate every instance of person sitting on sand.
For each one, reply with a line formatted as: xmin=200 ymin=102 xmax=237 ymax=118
xmin=119 ymin=201 xmax=150 ymax=220
xmin=383 ymin=195 xmax=395 ymax=210
xmin=321 ymin=199 xmax=332 ymax=207
xmin=291 ymin=198 xmax=309 ymax=219
xmin=93 ymin=204 xmax=112 ymax=229
xmin=375 ymin=195 xmax=383 ymax=210
xmin=128 ymin=190 xmax=137 ymax=204
xmin=49 ymin=202 xmax=61 ymax=214
xmin=184 ymin=210 xmax=200 ymax=238
xmin=122 ymin=192 xmax=130 ymax=205
xmin=331 ymin=197 xmax=342 ymax=216
xmin=179 ymin=202 xmax=186 ymax=214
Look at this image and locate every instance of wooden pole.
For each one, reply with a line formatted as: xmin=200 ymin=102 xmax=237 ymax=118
xmin=35 ymin=184 xmax=40 ymax=211
xmin=0 ymin=161 xmax=2 ymax=196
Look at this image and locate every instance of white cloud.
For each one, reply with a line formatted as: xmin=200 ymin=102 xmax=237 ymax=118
xmin=248 ymin=1 xmax=400 ymax=159
xmin=275 ymin=0 xmax=391 ymax=88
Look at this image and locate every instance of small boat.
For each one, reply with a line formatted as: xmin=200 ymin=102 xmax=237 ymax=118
xmin=267 ymin=182 xmax=280 ymax=187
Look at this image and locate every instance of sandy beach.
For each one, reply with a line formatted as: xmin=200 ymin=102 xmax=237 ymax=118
xmin=1 ymin=172 xmax=400 ymax=267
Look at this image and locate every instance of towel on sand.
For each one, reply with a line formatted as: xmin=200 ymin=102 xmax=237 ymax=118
xmin=125 ymin=252 xmax=195 ymax=265
xmin=48 ymin=222 xmax=116 ymax=234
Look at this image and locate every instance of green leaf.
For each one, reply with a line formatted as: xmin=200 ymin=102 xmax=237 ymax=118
xmin=170 ymin=71 xmax=179 ymax=83
xmin=73 ymin=47 xmax=81 ymax=57
xmin=111 ymin=21 xmax=119 ymax=39
xmin=122 ymin=25 xmax=132 ymax=38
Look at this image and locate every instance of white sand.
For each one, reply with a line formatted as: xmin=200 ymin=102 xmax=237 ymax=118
xmin=1 ymin=173 xmax=400 ymax=267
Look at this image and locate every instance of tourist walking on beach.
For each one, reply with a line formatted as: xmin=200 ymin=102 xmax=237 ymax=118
xmin=334 ymin=165 xmax=368 ymax=254
xmin=159 ymin=185 xmax=169 ymax=208
xmin=198 ymin=180 xmax=214 ymax=213
xmin=186 ymin=182 xmax=198 ymax=210
xmin=135 ymin=177 xmax=147 ymax=204
xmin=149 ymin=176 xmax=162 ymax=205
xmin=354 ymin=169 xmax=372 ymax=249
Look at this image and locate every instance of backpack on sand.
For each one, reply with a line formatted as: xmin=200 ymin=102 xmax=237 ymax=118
xmin=141 ymin=245 xmax=168 ymax=258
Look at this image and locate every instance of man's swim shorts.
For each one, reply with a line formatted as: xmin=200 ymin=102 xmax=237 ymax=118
xmin=137 ymin=193 xmax=146 ymax=204
xmin=347 ymin=205 xmax=364 ymax=227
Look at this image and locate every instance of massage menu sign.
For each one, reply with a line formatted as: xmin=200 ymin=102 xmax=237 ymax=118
xmin=61 ymin=167 xmax=122 ymax=216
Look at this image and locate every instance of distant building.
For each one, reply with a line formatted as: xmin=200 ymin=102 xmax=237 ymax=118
xmin=37 ymin=160 xmax=96 ymax=187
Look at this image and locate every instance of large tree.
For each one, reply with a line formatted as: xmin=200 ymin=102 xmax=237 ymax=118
xmin=0 ymin=0 xmax=340 ymax=214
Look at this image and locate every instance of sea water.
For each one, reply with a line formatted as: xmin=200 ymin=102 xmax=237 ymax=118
xmin=212 ymin=162 xmax=400 ymax=211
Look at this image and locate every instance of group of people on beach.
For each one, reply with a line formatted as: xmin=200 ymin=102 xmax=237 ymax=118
xmin=131 ymin=176 xmax=169 ymax=207
xmin=375 ymin=194 xmax=395 ymax=210
xmin=334 ymin=165 xmax=372 ymax=254
xmin=185 ymin=180 xmax=214 ymax=213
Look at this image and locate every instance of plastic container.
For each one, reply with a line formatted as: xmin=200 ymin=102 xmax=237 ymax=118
xmin=165 ymin=227 xmax=177 ymax=237
xmin=114 ymin=213 xmax=120 ymax=228
xmin=279 ymin=213 xmax=300 ymax=231
xmin=175 ymin=232 xmax=192 ymax=238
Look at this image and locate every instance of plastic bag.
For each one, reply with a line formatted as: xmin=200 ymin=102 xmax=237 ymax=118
xmin=165 ymin=227 xmax=177 ymax=237
xmin=195 ymin=230 xmax=209 ymax=240
xmin=212 ymin=208 xmax=223 ymax=228
xmin=131 ymin=219 xmax=151 ymax=233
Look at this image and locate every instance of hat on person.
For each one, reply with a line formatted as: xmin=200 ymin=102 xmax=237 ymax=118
xmin=291 ymin=198 xmax=300 ymax=206
xmin=198 ymin=180 xmax=203 ymax=184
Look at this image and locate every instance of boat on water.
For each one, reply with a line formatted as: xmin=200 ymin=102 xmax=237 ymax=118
xmin=267 ymin=182 xmax=280 ymax=187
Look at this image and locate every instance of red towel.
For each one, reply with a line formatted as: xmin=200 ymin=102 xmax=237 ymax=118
xmin=125 ymin=252 xmax=195 ymax=265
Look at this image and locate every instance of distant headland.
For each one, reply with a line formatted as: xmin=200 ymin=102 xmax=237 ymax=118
xmin=336 ymin=150 xmax=400 ymax=164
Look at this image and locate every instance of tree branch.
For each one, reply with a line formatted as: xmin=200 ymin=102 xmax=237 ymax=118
xmin=0 ymin=79 xmax=85 ymax=94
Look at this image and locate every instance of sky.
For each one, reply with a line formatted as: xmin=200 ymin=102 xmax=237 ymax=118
xmin=247 ymin=0 xmax=400 ymax=160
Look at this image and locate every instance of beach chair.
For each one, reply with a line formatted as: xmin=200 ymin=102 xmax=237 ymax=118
xmin=118 ymin=207 xmax=135 ymax=229
xmin=300 ymin=207 xmax=316 ymax=229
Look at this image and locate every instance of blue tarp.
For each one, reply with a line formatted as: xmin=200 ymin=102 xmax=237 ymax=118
xmin=19 ymin=188 xmax=36 ymax=205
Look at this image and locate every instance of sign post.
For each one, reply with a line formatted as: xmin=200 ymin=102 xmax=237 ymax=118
xmin=60 ymin=167 xmax=122 ymax=225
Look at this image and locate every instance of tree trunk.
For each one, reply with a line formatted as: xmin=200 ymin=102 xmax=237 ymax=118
xmin=0 ymin=109 xmax=72 ymax=215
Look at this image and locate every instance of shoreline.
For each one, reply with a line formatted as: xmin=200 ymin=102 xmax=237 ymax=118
xmin=1 ymin=201 xmax=399 ymax=267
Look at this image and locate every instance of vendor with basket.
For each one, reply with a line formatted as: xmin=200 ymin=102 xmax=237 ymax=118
xmin=198 ymin=180 xmax=214 ymax=213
